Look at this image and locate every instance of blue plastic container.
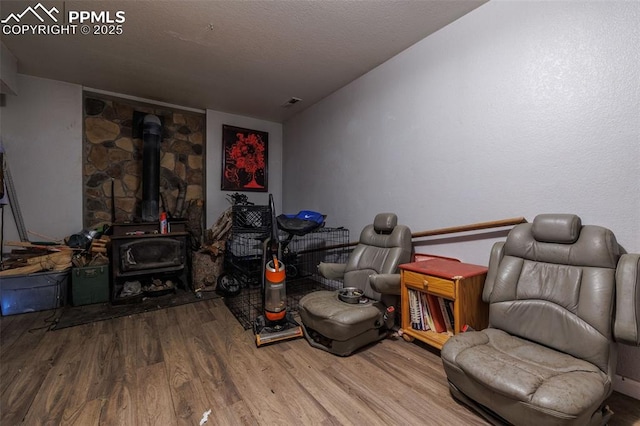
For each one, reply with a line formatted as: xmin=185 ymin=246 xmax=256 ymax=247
xmin=0 ymin=270 xmax=69 ymax=316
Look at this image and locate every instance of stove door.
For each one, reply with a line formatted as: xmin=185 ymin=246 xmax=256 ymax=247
xmin=119 ymin=237 xmax=185 ymax=274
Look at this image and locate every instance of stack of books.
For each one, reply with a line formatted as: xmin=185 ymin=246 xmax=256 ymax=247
xmin=407 ymin=289 xmax=455 ymax=335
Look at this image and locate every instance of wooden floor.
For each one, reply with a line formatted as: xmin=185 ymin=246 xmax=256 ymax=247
xmin=1 ymin=299 xmax=639 ymax=426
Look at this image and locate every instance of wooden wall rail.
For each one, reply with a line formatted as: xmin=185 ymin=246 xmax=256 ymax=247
xmin=302 ymin=216 xmax=528 ymax=254
xmin=411 ymin=216 xmax=527 ymax=239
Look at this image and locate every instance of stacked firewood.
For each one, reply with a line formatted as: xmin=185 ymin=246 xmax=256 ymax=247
xmin=0 ymin=227 xmax=114 ymax=277
xmin=89 ymin=235 xmax=110 ymax=255
xmin=0 ymin=242 xmax=74 ymax=276
xmin=201 ymin=208 xmax=232 ymax=255
xmin=192 ymin=207 xmax=233 ymax=291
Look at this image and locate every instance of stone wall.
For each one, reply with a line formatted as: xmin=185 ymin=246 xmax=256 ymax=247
xmin=83 ymin=93 xmax=205 ymax=230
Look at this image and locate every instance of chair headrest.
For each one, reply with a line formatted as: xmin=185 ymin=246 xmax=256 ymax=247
xmin=532 ymin=214 xmax=582 ymax=243
xmin=504 ymin=213 xmax=620 ymax=269
xmin=374 ymin=213 xmax=398 ymax=233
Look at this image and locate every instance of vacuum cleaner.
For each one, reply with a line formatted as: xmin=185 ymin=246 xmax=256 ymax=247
xmin=253 ymin=194 xmax=303 ymax=347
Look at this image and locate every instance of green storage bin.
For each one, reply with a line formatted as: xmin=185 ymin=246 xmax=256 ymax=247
xmin=72 ymin=265 xmax=110 ymax=306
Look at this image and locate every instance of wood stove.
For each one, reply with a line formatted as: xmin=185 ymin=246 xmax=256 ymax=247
xmin=110 ymin=221 xmax=190 ymax=303
xmin=108 ymin=113 xmax=193 ymax=303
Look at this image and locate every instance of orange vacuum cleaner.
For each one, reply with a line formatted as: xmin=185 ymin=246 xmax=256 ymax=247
xmin=253 ymin=195 xmax=303 ymax=347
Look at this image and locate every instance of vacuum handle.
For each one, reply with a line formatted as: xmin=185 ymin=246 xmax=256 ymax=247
xmin=269 ymin=193 xmax=278 ymax=243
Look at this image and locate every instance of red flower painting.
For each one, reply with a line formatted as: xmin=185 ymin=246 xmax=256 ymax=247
xmin=222 ymin=125 xmax=268 ymax=192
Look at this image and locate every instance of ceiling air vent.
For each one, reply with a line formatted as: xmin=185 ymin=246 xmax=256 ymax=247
xmin=282 ymin=97 xmax=302 ymax=107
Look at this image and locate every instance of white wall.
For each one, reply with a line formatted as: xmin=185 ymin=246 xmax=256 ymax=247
xmin=283 ymin=2 xmax=640 ymax=385
xmin=1 ymin=75 xmax=83 ymax=244
xmin=284 ymin=1 xmax=639 ymax=261
xmin=205 ymin=110 xmax=283 ymax=227
xmin=1 ymin=42 xmax=18 ymax=95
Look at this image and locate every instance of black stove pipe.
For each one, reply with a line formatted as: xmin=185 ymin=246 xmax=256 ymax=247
xmin=141 ymin=114 xmax=162 ymax=222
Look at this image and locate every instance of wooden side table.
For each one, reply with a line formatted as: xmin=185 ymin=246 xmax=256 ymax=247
xmin=400 ymin=258 xmax=489 ymax=350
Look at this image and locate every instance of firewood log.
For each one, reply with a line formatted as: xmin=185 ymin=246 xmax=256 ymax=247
xmin=0 ymin=251 xmax=72 ymax=276
xmin=25 ymin=251 xmax=70 ymax=265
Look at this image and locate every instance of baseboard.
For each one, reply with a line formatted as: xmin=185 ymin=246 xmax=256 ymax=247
xmin=613 ymin=375 xmax=640 ymax=400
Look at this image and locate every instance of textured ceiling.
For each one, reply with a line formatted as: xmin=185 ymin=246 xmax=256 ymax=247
xmin=1 ymin=0 xmax=487 ymax=122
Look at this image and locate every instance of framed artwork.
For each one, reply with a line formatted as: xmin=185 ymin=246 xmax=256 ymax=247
xmin=221 ymin=125 xmax=268 ymax=192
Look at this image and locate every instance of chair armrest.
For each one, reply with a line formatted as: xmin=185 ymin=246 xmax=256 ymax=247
xmin=369 ymin=273 xmax=401 ymax=295
xmin=317 ymin=262 xmax=347 ymax=280
xmin=614 ymin=253 xmax=640 ymax=346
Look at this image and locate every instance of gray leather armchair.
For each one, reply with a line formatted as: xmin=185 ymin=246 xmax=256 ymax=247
xmin=298 ymin=213 xmax=412 ymax=356
xmin=441 ymin=214 xmax=640 ymax=426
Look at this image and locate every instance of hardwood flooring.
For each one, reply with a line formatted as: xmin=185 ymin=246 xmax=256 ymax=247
xmin=1 ymin=298 xmax=639 ymax=425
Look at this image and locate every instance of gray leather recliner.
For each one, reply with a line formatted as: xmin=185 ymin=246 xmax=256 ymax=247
xmin=298 ymin=213 xmax=412 ymax=356
xmin=441 ymin=214 xmax=640 ymax=426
